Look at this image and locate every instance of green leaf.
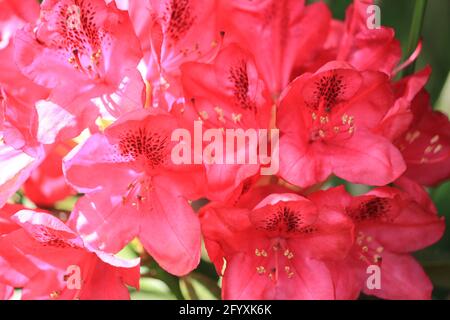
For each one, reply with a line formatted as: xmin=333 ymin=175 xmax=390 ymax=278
xmin=130 ymin=278 xmax=177 ymax=300
xmin=436 ymin=72 xmax=450 ymax=116
xmin=140 ymin=257 xmax=185 ymax=300
xmin=402 ymin=0 xmax=428 ymax=77
xmin=116 ymin=244 xmax=139 ymax=260
xmin=54 ymin=196 xmax=79 ymax=212
xmin=190 ymin=273 xmax=221 ymax=299
xmin=179 ymin=273 xmax=220 ymax=300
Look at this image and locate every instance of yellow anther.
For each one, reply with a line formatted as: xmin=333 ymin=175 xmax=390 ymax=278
xmin=232 ymin=113 xmax=242 ymax=124
xmin=342 ymin=114 xmax=348 ymax=124
xmin=430 ymin=135 xmax=439 ymax=144
xmin=256 ymin=266 xmax=266 ymax=274
xmin=199 ymin=110 xmax=209 ymax=120
xmin=425 ymin=145 xmax=433 ymax=154
xmin=434 ymin=144 xmax=443 ymax=154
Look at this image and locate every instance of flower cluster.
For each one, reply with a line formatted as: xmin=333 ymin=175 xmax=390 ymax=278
xmin=0 ymin=0 xmax=448 ymax=300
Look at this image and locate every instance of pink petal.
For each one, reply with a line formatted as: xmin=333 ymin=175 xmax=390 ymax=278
xmin=138 ymin=177 xmax=201 ymax=276
xmin=362 ymin=251 xmax=433 ymax=300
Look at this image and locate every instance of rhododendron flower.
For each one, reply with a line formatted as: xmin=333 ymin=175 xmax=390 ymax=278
xmin=140 ymin=0 xmax=223 ymax=109
xmin=377 ymin=67 xmax=431 ymax=142
xmin=0 ymin=0 xmax=48 ymax=104
xmin=0 ymin=89 xmax=61 ymax=208
xmin=15 ymin=0 xmax=142 ymax=93
xmin=0 ymin=0 xmax=448 ymax=302
xmin=0 ymin=1 xmax=49 ymax=150
xmin=395 ymin=91 xmax=450 ymax=186
xmin=178 ymin=44 xmax=273 ymax=200
xmin=0 ymin=209 xmax=140 ymax=300
xmin=14 ymin=0 xmax=145 ymax=138
xmin=334 ymin=0 xmax=402 ymax=75
xmin=64 ymin=110 xmax=202 ymax=276
xmin=200 ymin=189 xmax=353 ymax=299
xmin=277 ymin=61 xmax=405 ymax=188
xmin=326 ymin=183 xmax=445 ymax=300
xmin=109 ymin=0 xmax=154 ymax=61
xmin=219 ymin=0 xmax=331 ymax=97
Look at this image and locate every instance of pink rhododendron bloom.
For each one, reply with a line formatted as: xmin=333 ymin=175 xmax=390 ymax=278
xmin=200 ymin=189 xmax=353 ymax=299
xmin=277 ymin=61 xmax=405 ymax=188
xmin=64 ymin=110 xmax=202 ymax=276
xmin=0 ymin=90 xmax=53 ymax=208
xmin=140 ymin=0 xmax=223 ymax=109
xmin=177 ymin=44 xmax=273 ymax=200
xmin=0 ymin=0 xmax=448 ymax=301
xmin=0 ymin=0 xmax=49 ymax=104
xmin=325 ymin=183 xmax=445 ymax=300
xmin=14 ymin=0 xmax=145 ymax=139
xmin=15 ymin=0 xmax=142 ymax=93
xmin=0 ymin=1 xmax=49 ymax=150
xmin=108 ymin=0 xmax=154 ymax=61
xmin=396 ymin=91 xmax=450 ymax=186
xmin=334 ymin=0 xmax=402 ymax=75
xmin=0 ymin=209 xmax=140 ymax=300
xmin=219 ymin=0 xmax=331 ymax=97
xmin=376 ymin=67 xmax=431 ymax=142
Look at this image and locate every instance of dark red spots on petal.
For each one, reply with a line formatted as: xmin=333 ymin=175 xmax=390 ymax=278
xmin=164 ymin=0 xmax=195 ymax=43
xmin=349 ymin=197 xmax=393 ymax=223
xmin=33 ymin=225 xmax=80 ymax=249
xmin=228 ymin=60 xmax=256 ymax=112
xmin=262 ymin=206 xmax=303 ymax=233
xmin=55 ymin=0 xmax=102 ymax=55
xmin=297 ymin=225 xmax=318 ymax=235
xmin=119 ymin=128 xmax=169 ymax=169
xmin=310 ymin=72 xmax=346 ymax=113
